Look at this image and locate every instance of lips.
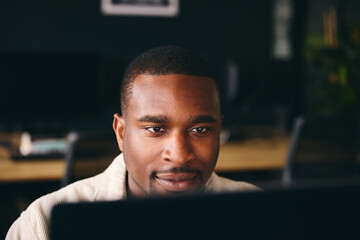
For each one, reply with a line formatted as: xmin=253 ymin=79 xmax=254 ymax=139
xmin=155 ymin=172 xmax=199 ymax=192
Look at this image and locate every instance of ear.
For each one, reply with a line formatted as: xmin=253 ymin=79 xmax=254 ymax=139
xmin=219 ymin=115 xmax=224 ymax=131
xmin=113 ymin=113 xmax=125 ymax=152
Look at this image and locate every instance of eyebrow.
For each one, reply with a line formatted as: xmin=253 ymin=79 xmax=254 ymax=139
xmin=136 ymin=115 xmax=217 ymax=124
xmin=190 ymin=115 xmax=217 ymax=124
xmin=137 ymin=115 xmax=170 ymax=123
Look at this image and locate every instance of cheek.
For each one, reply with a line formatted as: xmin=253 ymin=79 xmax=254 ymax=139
xmin=122 ymin=129 xmax=161 ymax=178
xmin=125 ymin=129 xmax=162 ymax=163
xmin=193 ymin=138 xmax=219 ymax=173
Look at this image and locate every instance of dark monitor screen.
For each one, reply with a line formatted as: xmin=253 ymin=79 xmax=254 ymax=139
xmin=0 ymin=51 xmax=101 ymax=125
xmin=51 ymin=182 xmax=360 ymax=240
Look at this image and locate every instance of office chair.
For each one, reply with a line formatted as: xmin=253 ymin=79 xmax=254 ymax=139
xmin=61 ymin=132 xmax=79 ymax=187
xmin=61 ymin=130 xmax=118 ymax=187
xmin=282 ymin=116 xmax=360 ymax=187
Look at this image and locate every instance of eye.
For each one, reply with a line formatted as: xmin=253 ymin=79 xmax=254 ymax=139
xmin=145 ymin=126 xmax=165 ymax=133
xmin=190 ymin=127 xmax=209 ymax=134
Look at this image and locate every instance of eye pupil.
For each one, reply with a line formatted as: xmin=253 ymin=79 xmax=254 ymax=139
xmin=196 ymin=127 xmax=204 ymax=132
xmin=153 ymin=127 xmax=161 ymax=132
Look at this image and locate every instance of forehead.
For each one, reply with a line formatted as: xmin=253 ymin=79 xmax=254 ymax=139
xmin=127 ymin=74 xmax=220 ymax=119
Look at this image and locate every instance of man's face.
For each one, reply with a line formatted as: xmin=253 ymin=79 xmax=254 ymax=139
xmin=113 ymin=74 xmax=222 ymax=197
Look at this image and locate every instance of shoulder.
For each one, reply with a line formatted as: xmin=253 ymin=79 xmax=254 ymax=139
xmin=6 ymin=154 xmax=127 ymax=239
xmin=205 ymin=172 xmax=261 ymax=193
xmin=6 ymin=174 xmax=103 ymax=239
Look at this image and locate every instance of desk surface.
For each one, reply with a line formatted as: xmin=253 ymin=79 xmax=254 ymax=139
xmin=217 ymin=136 xmax=289 ymax=171
xmin=0 ymin=133 xmax=290 ymax=183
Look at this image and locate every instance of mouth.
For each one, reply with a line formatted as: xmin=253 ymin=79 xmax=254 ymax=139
xmin=155 ymin=172 xmax=199 ymax=193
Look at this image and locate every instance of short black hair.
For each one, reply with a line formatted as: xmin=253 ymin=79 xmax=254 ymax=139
xmin=120 ymin=45 xmax=216 ymax=115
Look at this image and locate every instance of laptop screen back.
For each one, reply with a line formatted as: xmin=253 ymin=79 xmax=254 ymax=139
xmin=50 ymin=183 xmax=360 ymax=240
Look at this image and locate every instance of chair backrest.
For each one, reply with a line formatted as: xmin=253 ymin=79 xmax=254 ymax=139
xmin=61 ymin=132 xmax=79 ymax=187
xmin=61 ymin=130 xmax=118 ymax=187
xmin=282 ymin=116 xmax=360 ymax=187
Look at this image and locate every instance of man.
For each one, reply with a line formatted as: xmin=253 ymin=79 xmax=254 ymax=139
xmin=6 ymin=46 xmax=259 ymax=239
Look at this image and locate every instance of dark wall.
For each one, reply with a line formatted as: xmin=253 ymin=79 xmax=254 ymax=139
xmin=0 ymin=0 xmax=304 ymax=131
xmin=0 ymin=0 xmax=272 ymax=56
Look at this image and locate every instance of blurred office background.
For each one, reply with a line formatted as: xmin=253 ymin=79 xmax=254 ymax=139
xmin=1 ymin=0 xmax=360 ymax=237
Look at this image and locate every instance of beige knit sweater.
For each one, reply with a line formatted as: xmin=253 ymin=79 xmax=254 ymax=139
xmin=6 ymin=154 xmax=259 ymax=240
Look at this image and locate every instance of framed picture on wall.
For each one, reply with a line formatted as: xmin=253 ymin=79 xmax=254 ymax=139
xmin=101 ymin=0 xmax=179 ymax=17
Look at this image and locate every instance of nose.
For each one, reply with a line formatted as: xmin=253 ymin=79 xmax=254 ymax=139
xmin=162 ymin=131 xmax=194 ymax=165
